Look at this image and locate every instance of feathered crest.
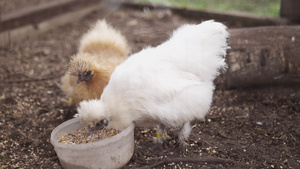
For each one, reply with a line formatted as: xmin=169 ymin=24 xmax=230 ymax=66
xmin=67 ymin=53 xmax=98 ymax=76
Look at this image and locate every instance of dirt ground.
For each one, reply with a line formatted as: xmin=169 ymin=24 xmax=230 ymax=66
xmin=0 ymin=4 xmax=299 ymax=169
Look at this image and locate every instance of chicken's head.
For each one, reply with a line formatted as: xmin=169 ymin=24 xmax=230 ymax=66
xmin=68 ymin=53 xmax=97 ymax=84
xmin=75 ymin=99 xmax=109 ymax=129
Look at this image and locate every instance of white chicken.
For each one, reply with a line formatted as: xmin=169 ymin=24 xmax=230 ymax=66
xmin=76 ymin=20 xmax=229 ymax=144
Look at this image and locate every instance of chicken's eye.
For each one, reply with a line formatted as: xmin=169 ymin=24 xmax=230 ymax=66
xmin=86 ymin=70 xmax=92 ymax=76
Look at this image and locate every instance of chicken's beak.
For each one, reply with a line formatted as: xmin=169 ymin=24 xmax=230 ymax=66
xmin=89 ymin=118 xmax=109 ymax=132
xmin=77 ymin=70 xmax=94 ymax=84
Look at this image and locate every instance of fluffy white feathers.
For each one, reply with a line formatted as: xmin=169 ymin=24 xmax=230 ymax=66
xmin=76 ymin=20 xmax=229 ymax=139
xmin=74 ymin=99 xmax=106 ymax=125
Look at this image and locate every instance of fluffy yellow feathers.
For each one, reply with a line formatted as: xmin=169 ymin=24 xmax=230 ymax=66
xmin=60 ymin=20 xmax=130 ymax=106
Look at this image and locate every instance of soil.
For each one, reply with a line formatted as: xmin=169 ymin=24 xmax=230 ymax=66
xmin=1 ymin=4 xmax=300 ymax=169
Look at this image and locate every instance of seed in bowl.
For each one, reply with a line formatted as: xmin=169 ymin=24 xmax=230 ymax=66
xmin=57 ymin=126 xmax=120 ymax=144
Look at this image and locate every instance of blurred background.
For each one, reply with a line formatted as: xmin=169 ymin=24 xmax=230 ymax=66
xmin=133 ymin=0 xmax=281 ymax=17
xmin=1 ymin=0 xmax=281 ymax=17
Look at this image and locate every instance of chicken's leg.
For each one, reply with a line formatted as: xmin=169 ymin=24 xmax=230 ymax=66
xmin=155 ymin=124 xmax=166 ymax=144
xmin=150 ymin=124 xmax=167 ymax=151
xmin=152 ymin=124 xmax=167 ymax=145
xmin=178 ymin=122 xmax=191 ymax=146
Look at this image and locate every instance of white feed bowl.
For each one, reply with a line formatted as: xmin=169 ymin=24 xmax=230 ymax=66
xmin=50 ymin=118 xmax=134 ymax=169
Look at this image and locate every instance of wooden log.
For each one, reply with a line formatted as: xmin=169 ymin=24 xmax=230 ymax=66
xmin=0 ymin=0 xmax=102 ymax=32
xmin=226 ymin=26 xmax=300 ymax=88
xmin=0 ymin=0 xmax=104 ymax=47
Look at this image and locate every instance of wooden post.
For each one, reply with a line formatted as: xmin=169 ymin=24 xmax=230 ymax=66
xmin=280 ymin=0 xmax=300 ymax=23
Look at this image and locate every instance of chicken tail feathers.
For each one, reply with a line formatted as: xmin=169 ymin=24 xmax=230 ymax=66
xmin=164 ymin=20 xmax=229 ymax=81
